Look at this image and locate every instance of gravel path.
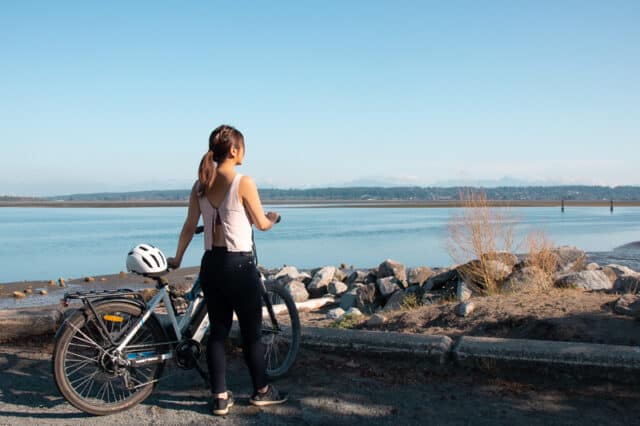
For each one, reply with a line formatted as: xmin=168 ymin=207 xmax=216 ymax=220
xmin=1 ymin=341 xmax=638 ymax=425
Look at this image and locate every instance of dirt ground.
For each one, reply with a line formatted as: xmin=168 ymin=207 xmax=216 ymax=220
xmin=302 ymin=289 xmax=640 ymax=346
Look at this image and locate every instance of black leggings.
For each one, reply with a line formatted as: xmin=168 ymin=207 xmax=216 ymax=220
xmin=199 ymin=247 xmax=267 ymax=394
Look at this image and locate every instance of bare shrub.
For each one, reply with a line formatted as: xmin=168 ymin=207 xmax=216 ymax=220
xmin=524 ymin=230 xmax=558 ymax=287
xmin=447 ymin=190 xmax=515 ymax=295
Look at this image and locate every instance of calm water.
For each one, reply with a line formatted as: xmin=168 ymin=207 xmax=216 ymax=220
xmin=1 ymin=206 xmax=640 ymax=283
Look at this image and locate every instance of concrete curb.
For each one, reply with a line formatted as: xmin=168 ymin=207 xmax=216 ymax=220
xmin=2 ymin=306 xmax=640 ymax=381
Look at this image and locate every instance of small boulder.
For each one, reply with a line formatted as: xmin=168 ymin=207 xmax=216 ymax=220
xmin=284 ymin=281 xmax=309 ymax=303
xmin=456 ymin=281 xmax=472 ymax=302
xmin=366 ymin=313 xmax=386 ymax=327
xmin=376 ymin=276 xmax=402 ymax=298
xmin=307 ymin=266 xmax=337 ymax=297
xmin=48 ymin=280 xmax=56 ymax=287
xmin=84 ymin=276 xmax=95 ymax=283
xmin=339 ymin=288 xmax=358 ymax=310
xmin=382 ymin=290 xmax=409 ymax=312
xmin=346 ymin=270 xmax=369 ymax=286
xmin=613 ymin=274 xmax=640 ymax=294
xmin=378 ymin=259 xmax=407 ymax=284
xmin=328 ymin=281 xmax=348 ymax=296
xmin=24 ymin=288 xmax=33 ymax=294
xmin=555 ymin=270 xmax=612 ymax=291
xmin=455 ymin=301 xmax=475 ymax=317
xmin=605 ymin=264 xmax=639 ymax=277
xmin=601 ymin=267 xmax=618 ymax=285
xmin=119 ymin=271 xmax=127 ymax=277
xmin=39 ymin=289 xmax=48 ymax=295
xmin=12 ymin=291 xmax=26 ymax=299
xmin=554 ymin=246 xmax=587 ymax=273
xmin=407 ymin=266 xmax=434 ymax=287
xmin=345 ymin=307 xmax=363 ymax=316
xmin=275 ymin=265 xmax=299 ymax=280
xmin=327 ymin=308 xmax=345 ymax=320
xmin=614 ymin=294 xmax=640 ymax=317
xmin=333 ymin=269 xmax=347 ymax=282
xmin=586 ymin=263 xmax=600 ymax=271
xmin=355 ymin=284 xmax=378 ymax=314
xmin=424 ymin=269 xmax=460 ymax=292
xmin=481 ymin=251 xmax=519 ymax=268
xmin=502 ymin=266 xmax=550 ymax=293
xmin=58 ymin=278 xmax=66 ymax=288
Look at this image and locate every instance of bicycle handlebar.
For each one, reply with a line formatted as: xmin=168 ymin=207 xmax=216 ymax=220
xmin=194 ymin=215 xmax=281 ymax=235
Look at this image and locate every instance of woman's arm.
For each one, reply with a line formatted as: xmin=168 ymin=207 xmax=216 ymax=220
xmin=168 ymin=182 xmax=201 ymax=268
xmin=240 ymin=175 xmax=279 ymax=231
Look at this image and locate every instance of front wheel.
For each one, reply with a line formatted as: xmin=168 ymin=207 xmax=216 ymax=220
xmin=52 ymin=301 xmax=166 ymax=415
xmin=261 ymin=282 xmax=301 ymax=378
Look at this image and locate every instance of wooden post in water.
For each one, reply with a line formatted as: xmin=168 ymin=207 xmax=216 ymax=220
xmin=561 ymin=199 xmax=565 ymax=213
xmin=610 ymin=199 xmax=614 ymax=213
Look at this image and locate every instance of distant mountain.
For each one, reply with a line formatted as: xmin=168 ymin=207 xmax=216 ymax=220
xmin=38 ymin=185 xmax=640 ymax=202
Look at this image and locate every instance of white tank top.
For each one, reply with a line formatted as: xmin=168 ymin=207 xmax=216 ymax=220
xmin=197 ymin=174 xmax=253 ymax=252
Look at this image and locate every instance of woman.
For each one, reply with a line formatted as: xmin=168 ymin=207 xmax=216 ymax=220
xmin=167 ymin=124 xmax=287 ymax=416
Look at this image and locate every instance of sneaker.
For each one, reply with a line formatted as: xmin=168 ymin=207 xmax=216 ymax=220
xmin=212 ymin=390 xmax=234 ymax=416
xmin=250 ymin=385 xmax=288 ymax=406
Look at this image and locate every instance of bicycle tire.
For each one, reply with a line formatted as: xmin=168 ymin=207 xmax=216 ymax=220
xmin=52 ymin=300 xmax=166 ymax=415
xmin=262 ymin=282 xmax=301 ymax=378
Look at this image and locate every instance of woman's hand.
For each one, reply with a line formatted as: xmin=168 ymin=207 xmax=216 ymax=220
xmin=266 ymin=211 xmax=280 ymax=223
xmin=167 ymin=257 xmax=181 ymax=269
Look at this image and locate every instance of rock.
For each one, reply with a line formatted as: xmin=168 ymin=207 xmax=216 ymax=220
xmin=39 ymin=289 xmax=48 ymax=295
xmin=456 ymin=301 xmax=475 ymax=317
xmin=458 ymin=260 xmax=512 ymax=291
xmin=24 ymin=288 xmax=33 ymax=294
xmin=366 ymin=313 xmax=387 ymax=327
xmin=355 ymin=284 xmax=378 ymax=314
xmin=327 ymin=308 xmax=345 ymax=320
xmin=481 ymin=251 xmax=519 ymax=268
xmin=284 ymin=281 xmax=309 ymax=303
xmin=586 ymin=263 xmax=600 ymax=271
xmin=84 ymin=276 xmax=95 ymax=282
xmin=307 ymin=266 xmax=337 ymax=297
xmin=502 ymin=266 xmax=550 ymax=293
xmin=345 ymin=307 xmax=363 ymax=316
xmin=614 ymin=294 xmax=640 ymax=317
xmin=605 ymin=264 xmax=639 ymax=277
xmin=346 ymin=270 xmax=369 ymax=286
xmin=456 ymin=282 xmax=472 ymax=302
xmin=58 ymin=278 xmax=66 ymax=288
xmin=12 ymin=291 xmax=26 ymax=299
xmin=48 ymin=280 xmax=56 ymax=287
xmin=100 ymin=277 xmax=107 ymax=282
xmin=275 ymin=266 xmax=299 ymax=280
xmin=613 ymin=274 xmax=640 ymax=294
xmin=328 ymin=281 xmax=348 ymax=296
xmin=553 ymin=246 xmax=586 ymax=273
xmin=407 ymin=266 xmax=434 ymax=286
xmin=601 ymin=267 xmax=618 ymax=285
xmin=378 ymin=259 xmax=407 ymax=285
xmin=139 ymin=288 xmax=157 ymax=301
xmin=424 ymin=269 xmax=460 ymax=292
xmin=554 ymin=270 xmax=612 ymax=291
xmin=421 ymin=291 xmax=446 ymax=305
xmin=333 ymin=269 xmax=347 ymax=282
xmin=376 ymin=276 xmax=402 ymax=298
xmin=184 ymin=274 xmax=196 ymax=281
xmin=119 ymin=271 xmax=127 ymax=277
xmin=339 ymin=288 xmax=358 ymax=310
xmin=382 ymin=290 xmax=409 ymax=312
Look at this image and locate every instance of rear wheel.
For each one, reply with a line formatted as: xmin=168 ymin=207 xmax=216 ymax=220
xmin=261 ymin=283 xmax=300 ymax=378
xmin=52 ymin=301 xmax=166 ymax=415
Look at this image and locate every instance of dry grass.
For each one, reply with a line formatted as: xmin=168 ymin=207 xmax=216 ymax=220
xmin=447 ymin=190 xmax=515 ymax=295
xmin=400 ymin=293 xmax=420 ymax=310
xmin=521 ymin=230 xmax=558 ymax=293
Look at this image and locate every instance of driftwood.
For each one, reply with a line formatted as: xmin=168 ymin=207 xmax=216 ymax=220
xmin=0 ymin=308 xmax=61 ymax=342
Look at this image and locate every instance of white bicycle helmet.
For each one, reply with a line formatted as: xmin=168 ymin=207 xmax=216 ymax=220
xmin=126 ymin=244 xmax=168 ymax=274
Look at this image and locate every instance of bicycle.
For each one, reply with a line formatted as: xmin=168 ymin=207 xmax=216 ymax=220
xmin=52 ymin=222 xmax=300 ymax=415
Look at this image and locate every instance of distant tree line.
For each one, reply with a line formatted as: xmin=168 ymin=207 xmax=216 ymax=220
xmin=38 ymin=185 xmax=640 ymax=202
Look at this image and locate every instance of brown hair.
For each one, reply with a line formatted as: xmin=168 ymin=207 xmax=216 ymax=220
xmin=197 ymin=125 xmax=245 ymax=197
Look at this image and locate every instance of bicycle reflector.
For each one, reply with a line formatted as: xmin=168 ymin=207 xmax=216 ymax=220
xmin=103 ymin=314 xmax=125 ymax=323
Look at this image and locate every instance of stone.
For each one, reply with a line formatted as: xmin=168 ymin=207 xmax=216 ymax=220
xmin=458 ymin=260 xmax=512 ymax=290
xmin=275 ymin=266 xmax=299 ymax=280
xmin=366 ymin=313 xmax=387 ymax=327
xmin=346 ymin=270 xmax=369 ymax=286
xmin=327 ymin=308 xmax=345 ymax=320
xmin=119 ymin=271 xmax=127 ymax=277
xmin=421 ymin=291 xmax=445 ymax=305
xmin=605 ymin=264 xmax=638 ymax=277
xmin=502 ymin=266 xmax=550 ymax=293
xmin=139 ymin=288 xmax=157 ymax=301
xmin=328 ymin=281 xmax=348 ymax=296
xmin=424 ymin=269 xmax=460 ymax=292
xmin=100 ymin=277 xmax=107 ymax=282
xmin=24 ymin=288 xmax=33 ymax=294
xmin=553 ymin=246 xmax=587 ymax=273
xmin=58 ymin=278 xmax=66 ymax=288
xmin=614 ymin=294 xmax=640 ymax=317
xmin=601 ymin=267 xmax=618 ymax=285
xmin=307 ymin=266 xmax=337 ymax=297
xmin=586 ymin=263 xmax=600 ymax=271
xmin=613 ymin=274 xmax=640 ymax=294
xmin=376 ymin=276 xmax=402 ymax=298
xmin=355 ymin=284 xmax=378 ymax=314
xmin=382 ymin=290 xmax=408 ymax=312
xmin=455 ymin=301 xmax=475 ymax=317
xmin=378 ymin=259 xmax=407 ymax=284
xmin=339 ymin=288 xmax=358 ymax=310
xmin=12 ymin=291 xmax=26 ymax=299
xmin=39 ymin=289 xmax=48 ymax=295
xmin=345 ymin=307 xmax=363 ymax=316
xmin=333 ymin=269 xmax=347 ymax=282
xmin=407 ymin=266 xmax=434 ymax=287
xmin=84 ymin=276 xmax=95 ymax=282
xmin=48 ymin=280 xmax=56 ymax=287
xmin=481 ymin=251 xmax=519 ymax=268
xmin=284 ymin=280 xmax=309 ymax=303
xmin=456 ymin=281 xmax=472 ymax=302
xmin=554 ymin=270 xmax=612 ymax=291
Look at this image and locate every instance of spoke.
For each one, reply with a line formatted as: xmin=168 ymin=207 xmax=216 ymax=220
xmin=96 ymin=381 xmax=109 ymax=402
xmin=67 ymin=322 xmax=106 ymax=352
xmin=70 ymin=369 xmax=100 ymax=388
xmin=65 ymin=359 xmax=95 ymax=376
xmin=66 ymin=351 xmax=100 ymax=364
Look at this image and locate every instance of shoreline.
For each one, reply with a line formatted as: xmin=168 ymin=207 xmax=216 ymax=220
xmin=2 ymin=200 xmax=640 ymax=208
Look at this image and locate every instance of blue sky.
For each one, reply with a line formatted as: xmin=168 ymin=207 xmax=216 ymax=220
xmin=1 ymin=1 xmax=638 ymax=196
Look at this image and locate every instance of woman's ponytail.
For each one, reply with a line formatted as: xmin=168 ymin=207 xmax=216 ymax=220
xmin=197 ymin=150 xmax=216 ymax=197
